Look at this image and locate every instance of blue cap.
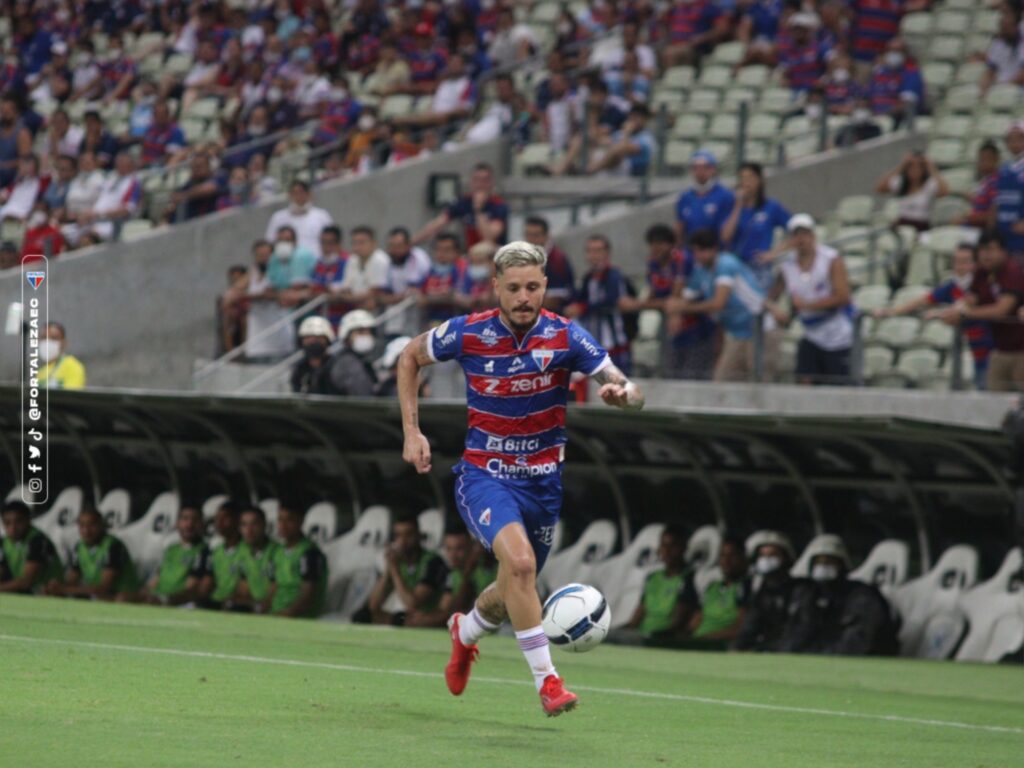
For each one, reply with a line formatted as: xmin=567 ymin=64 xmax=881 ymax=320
xmin=690 ymin=150 xmax=717 ymax=167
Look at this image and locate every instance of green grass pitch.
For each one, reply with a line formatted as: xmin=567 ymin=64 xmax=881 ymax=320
xmin=1 ymin=594 xmax=1021 ymax=768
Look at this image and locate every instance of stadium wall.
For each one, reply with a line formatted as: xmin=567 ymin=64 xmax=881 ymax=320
xmin=0 ymin=141 xmax=506 ymax=390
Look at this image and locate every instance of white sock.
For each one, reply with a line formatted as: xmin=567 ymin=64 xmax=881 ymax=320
xmin=459 ymin=607 xmax=499 ymax=646
xmin=515 ymin=625 xmax=556 ymax=691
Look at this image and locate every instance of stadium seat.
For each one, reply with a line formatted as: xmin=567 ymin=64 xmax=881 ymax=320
xmin=530 ymin=1 xmax=560 ymax=24
xmin=976 ymin=112 xmax=1012 ymax=141
xmin=118 ymin=491 xmax=180 ymax=581
xmin=758 ymin=87 xmax=795 ymax=115
xmin=32 ymin=486 xmax=84 ymax=561
xmin=321 ymin=505 xmax=392 ymax=620
xmin=711 ymin=41 xmax=745 ymax=67
xmin=697 ymin=66 xmax=733 ymax=91
xmin=661 ymin=66 xmax=696 ymax=91
xmin=920 ymin=320 xmax=954 ymax=350
xmin=836 ymin=195 xmax=875 ymax=226
xmin=952 ymin=60 xmax=987 ymax=86
xmin=853 ymin=285 xmax=891 ymax=311
xmin=893 ymin=544 xmax=979 ymax=658
xmin=539 ymin=519 xmax=617 ymax=597
xmin=927 ymin=36 xmax=965 ymax=63
xmin=686 ymin=89 xmax=721 ymax=115
xmin=930 ymin=196 xmax=970 ymax=227
xmin=922 ymin=225 xmax=972 ymax=255
xmin=955 ymin=548 xmax=1024 ymax=663
xmin=670 ymin=113 xmax=707 ymax=141
xmin=984 ymin=84 xmax=1021 ymax=113
xmin=302 ymin=502 xmax=339 ymax=546
xmin=874 ymin=316 xmax=921 ymax=349
xmin=973 ymin=9 xmax=1001 ymax=35
xmin=516 ymin=142 xmax=553 ymax=174
xmin=934 ymin=10 xmax=970 ymax=36
xmin=897 ymin=347 xmax=941 ymax=383
xmin=850 ymin=539 xmax=911 ymax=597
xmin=591 ymin=523 xmax=665 ymax=630
xmin=380 ymin=95 xmax=415 ymax=120
xmin=120 ymin=219 xmax=154 ymax=241
xmin=942 ymin=85 xmax=979 ymax=113
xmin=708 ymin=114 xmax=739 ymax=141
xmin=921 ymin=63 xmax=954 ymax=97
xmin=417 ymin=508 xmax=444 ymax=552
xmin=663 ymin=140 xmax=696 ymax=172
xmin=259 ymin=498 xmax=279 ymax=537
xmin=735 ymin=65 xmax=770 ymax=89
xmin=722 ymin=87 xmax=758 ymax=111
xmin=899 ymin=12 xmax=933 ymax=41
xmin=863 ymin=346 xmax=896 ymax=379
xmin=98 ymin=488 xmax=131 ymax=529
xmin=926 ymin=138 xmax=966 ymax=168
xmin=686 ymin=525 xmax=724 ymax=597
xmin=932 ymin=114 xmax=973 ymax=140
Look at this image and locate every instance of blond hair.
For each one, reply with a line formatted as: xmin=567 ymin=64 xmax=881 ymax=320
xmin=493 ymin=240 xmax=547 ymax=276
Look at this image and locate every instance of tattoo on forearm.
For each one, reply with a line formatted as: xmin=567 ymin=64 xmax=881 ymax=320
xmin=593 ymin=363 xmax=629 ymax=387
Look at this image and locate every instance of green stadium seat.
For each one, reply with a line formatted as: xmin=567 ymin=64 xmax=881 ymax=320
xmin=922 ymin=63 xmax=955 ymax=97
xmin=942 ymin=166 xmax=975 ymax=196
xmin=662 ymin=66 xmax=696 ymax=91
xmin=923 ymin=225 xmax=972 ymax=255
xmin=863 ymin=346 xmax=896 ymax=379
xmin=897 ymin=348 xmax=942 ymax=384
xmin=973 ymin=9 xmax=1000 ymax=34
xmin=741 ymin=140 xmax=772 ymax=165
xmin=736 ymin=65 xmax=771 ymax=89
xmin=702 ymin=140 xmax=734 ymax=168
xmin=845 ymin=255 xmax=870 ymax=287
xmin=920 ymin=320 xmax=955 ymax=350
xmin=671 ymin=113 xmax=707 ymax=141
xmin=711 ymin=41 xmax=745 ymax=67
xmin=932 ymin=114 xmax=974 ymax=139
xmin=185 ymin=98 xmax=221 ymax=121
xmin=530 ymin=1 xmax=560 ymax=24
xmin=120 ymin=219 xmax=154 ymax=241
xmin=854 ymin=285 xmax=891 ymax=311
xmin=380 ymin=95 xmax=414 ymax=119
xmin=165 ymin=53 xmax=194 ymax=77
xmin=984 ymin=84 xmax=1021 ymax=113
xmin=874 ymin=317 xmax=921 ymax=349
xmin=131 ymin=31 xmax=164 ymax=57
xmin=697 ymin=66 xmax=733 ymax=91
xmin=181 ymin=119 xmax=206 ymax=142
xmin=650 ymin=87 xmax=685 ymax=113
xmin=836 ymin=195 xmax=875 ymax=226
xmin=782 ymin=115 xmax=813 ymax=138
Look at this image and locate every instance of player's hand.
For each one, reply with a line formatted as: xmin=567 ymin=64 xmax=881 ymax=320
xmin=403 ymin=431 xmax=432 ymax=474
xmin=599 ymin=382 xmax=643 ymax=410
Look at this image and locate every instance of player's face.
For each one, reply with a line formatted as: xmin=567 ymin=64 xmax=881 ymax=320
xmin=240 ymin=512 xmax=266 ymax=546
xmin=215 ymin=508 xmax=239 ymax=540
xmin=444 ymin=534 xmax=470 ymax=569
xmin=494 ymin=264 xmax=546 ymax=331
xmin=178 ymin=507 xmax=204 ymax=543
xmin=277 ymin=509 xmax=302 ymax=542
xmin=392 ymin=522 xmax=420 ymax=557
xmin=78 ymin=512 xmax=103 ymax=546
xmin=1 ymin=511 xmax=29 ymax=540
xmin=657 ymin=533 xmax=684 ymax=569
xmin=691 ymin=161 xmax=714 ymax=185
xmin=718 ymin=541 xmax=747 ymax=581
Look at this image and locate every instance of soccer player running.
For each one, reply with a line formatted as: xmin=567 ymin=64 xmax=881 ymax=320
xmin=398 ymin=241 xmax=644 ymax=716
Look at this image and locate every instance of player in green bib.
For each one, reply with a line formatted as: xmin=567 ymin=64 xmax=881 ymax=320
xmin=236 ymin=505 xmax=281 ymax=612
xmin=269 ymin=504 xmax=327 ymax=618
xmin=198 ymin=500 xmax=246 ymax=608
xmin=1 ymin=501 xmax=63 ymax=594
xmin=438 ymin=529 xmax=497 ymax=619
xmin=140 ymin=505 xmax=209 ymax=606
xmin=628 ymin=526 xmax=691 ymax=641
xmin=368 ymin=516 xmax=449 ymax=627
xmin=50 ymin=507 xmax=139 ymax=601
xmin=687 ymin=536 xmax=750 ymax=642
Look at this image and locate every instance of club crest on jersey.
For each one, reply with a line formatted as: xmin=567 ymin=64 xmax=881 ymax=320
xmin=479 ymin=508 xmax=491 ymax=526
xmin=480 ymin=326 xmax=499 ymax=346
xmin=508 ymin=356 xmax=526 ymax=373
xmin=541 ymin=324 xmax=559 ymax=339
xmin=532 ymin=349 xmax=554 ymax=371
xmin=484 ymin=360 xmax=495 ymax=373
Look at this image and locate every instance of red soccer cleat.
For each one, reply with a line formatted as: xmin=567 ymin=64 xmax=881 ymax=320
xmin=539 ymin=674 xmax=579 ymax=717
xmin=445 ymin=613 xmax=479 ymax=696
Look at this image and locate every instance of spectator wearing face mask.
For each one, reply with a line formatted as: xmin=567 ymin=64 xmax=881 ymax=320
xmin=457 ymin=241 xmax=497 ymax=313
xmin=267 ymin=225 xmax=318 ymax=313
xmin=264 ymin=180 xmax=335 ymax=258
xmin=732 ymin=531 xmax=796 ymax=652
xmin=821 ymin=54 xmax=860 ymax=116
xmin=674 ymin=151 xmax=735 ymax=248
xmin=378 ymin=226 xmax=432 ymax=338
xmin=777 ymin=535 xmax=898 ymax=656
xmin=322 ymin=309 xmax=379 ymax=397
xmin=777 ymin=12 xmax=829 ymax=94
xmin=291 ymin=315 xmax=336 ymax=394
xmin=216 ymin=166 xmax=252 ymax=211
xmin=21 ymin=201 xmax=65 ymax=259
xmin=868 ymin=38 xmax=925 ymax=128
xmin=40 ymin=321 xmax=86 ymax=390
xmin=419 ymin=233 xmax=468 ymax=325
xmin=874 ymin=244 xmax=992 ymax=390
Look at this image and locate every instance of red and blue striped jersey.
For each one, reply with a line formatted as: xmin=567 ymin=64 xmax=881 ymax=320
xmin=428 ymin=309 xmax=611 ymax=477
xmin=850 ymin=0 xmax=904 ymax=63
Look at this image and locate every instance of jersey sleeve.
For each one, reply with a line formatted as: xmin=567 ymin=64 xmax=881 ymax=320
xmin=713 ymin=255 xmax=740 ymax=286
xmin=567 ymin=321 xmax=612 ymax=376
xmin=426 ymin=314 xmax=467 ymax=363
xmin=929 ymin=281 xmax=953 ymax=305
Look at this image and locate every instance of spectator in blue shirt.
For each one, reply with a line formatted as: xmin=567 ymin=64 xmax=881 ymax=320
xmin=585 ymin=104 xmax=657 ymax=177
xmin=992 ymin=122 xmax=1024 ymax=259
xmin=673 ymin=228 xmax=765 ymax=382
xmin=867 ymin=38 xmax=926 ymax=128
xmin=721 ymin=163 xmax=791 ymax=290
xmin=675 ymin=150 xmax=736 ymax=247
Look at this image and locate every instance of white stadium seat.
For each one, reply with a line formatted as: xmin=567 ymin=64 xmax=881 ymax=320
xmin=591 ymin=523 xmax=666 ymax=630
xmin=538 ymin=519 xmax=617 ymax=597
xmin=850 ymin=539 xmax=910 ymax=598
xmin=685 ymin=525 xmax=723 ymax=596
xmin=955 ymin=548 xmax=1024 ymax=663
xmin=259 ymin=498 xmax=280 ymax=538
xmin=418 ymin=508 xmax=444 ymax=553
xmin=321 ymin=505 xmax=392 ymax=620
xmin=790 ymin=533 xmax=839 ymax=577
xmin=302 ymin=502 xmax=339 ymax=546
xmin=98 ymin=488 xmax=131 ymax=529
xmin=892 ymin=544 xmax=979 ymax=658
xmin=117 ymin=491 xmax=180 ymax=581
xmin=5 ymin=485 xmax=26 ymax=502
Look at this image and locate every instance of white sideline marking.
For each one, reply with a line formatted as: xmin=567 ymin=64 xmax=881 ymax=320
xmin=1 ymin=633 xmax=1021 ymax=737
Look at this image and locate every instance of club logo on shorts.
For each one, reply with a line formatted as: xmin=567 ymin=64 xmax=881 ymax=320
xmin=479 ymin=508 xmax=491 ymax=526
xmin=532 ymin=349 xmax=554 ymax=371
xmin=508 ymin=356 xmax=526 ymax=373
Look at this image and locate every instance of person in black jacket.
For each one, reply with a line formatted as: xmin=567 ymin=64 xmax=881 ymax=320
xmin=322 ymin=309 xmax=379 ymax=396
xmin=290 ymin=315 xmax=336 ymax=394
xmin=776 ymin=535 xmax=898 ymax=656
xmin=732 ymin=530 xmax=798 ymax=652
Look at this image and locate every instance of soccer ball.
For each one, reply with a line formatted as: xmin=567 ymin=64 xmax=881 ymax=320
xmin=541 ymin=583 xmax=611 ymax=652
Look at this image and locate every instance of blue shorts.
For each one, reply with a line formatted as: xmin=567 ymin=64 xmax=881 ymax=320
xmin=453 ymin=464 xmax=562 ymax=572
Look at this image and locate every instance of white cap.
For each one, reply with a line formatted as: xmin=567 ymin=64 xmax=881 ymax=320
xmin=746 ymin=530 xmax=795 ymax=560
xmin=788 ymin=12 xmax=821 ymax=29
xmin=338 ymin=309 xmax=376 ymax=342
xmin=804 ymin=534 xmax=851 ymax=569
xmin=787 ymin=213 xmax=816 ymax=233
xmin=298 ymin=315 xmax=335 ymax=342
